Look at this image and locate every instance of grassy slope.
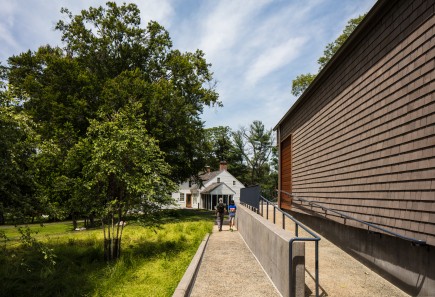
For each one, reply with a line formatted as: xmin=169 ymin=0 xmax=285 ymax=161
xmin=0 ymin=209 xmax=215 ymax=297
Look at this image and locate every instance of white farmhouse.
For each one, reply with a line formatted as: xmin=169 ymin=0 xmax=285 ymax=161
xmin=172 ymin=161 xmax=244 ymax=210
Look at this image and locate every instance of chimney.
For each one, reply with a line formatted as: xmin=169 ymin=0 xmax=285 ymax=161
xmin=205 ymin=166 xmax=211 ymax=173
xmin=219 ymin=161 xmax=227 ymax=171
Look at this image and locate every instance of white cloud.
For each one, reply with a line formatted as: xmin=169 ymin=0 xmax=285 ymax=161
xmin=136 ymin=0 xmax=174 ymax=26
xmin=197 ymin=0 xmax=271 ymax=62
xmin=0 ymin=0 xmax=377 ymax=131
xmin=0 ymin=0 xmax=175 ymax=63
xmin=245 ymin=36 xmax=307 ymax=86
xmin=0 ymin=24 xmax=19 ymax=50
xmin=0 ymin=1 xmax=20 ymax=59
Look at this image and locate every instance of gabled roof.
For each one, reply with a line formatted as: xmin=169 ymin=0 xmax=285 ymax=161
xmin=199 ymin=170 xmax=221 ymax=182
xmin=201 ymin=182 xmax=236 ymax=194
xmin=190 ymin=168 xmax=244 ymax=189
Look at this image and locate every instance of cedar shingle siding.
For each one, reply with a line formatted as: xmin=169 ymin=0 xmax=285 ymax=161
xmin=278 ymin=0 xmax=435 ymax=246
xmin=276 ymin=0 xmax=434 ymax=295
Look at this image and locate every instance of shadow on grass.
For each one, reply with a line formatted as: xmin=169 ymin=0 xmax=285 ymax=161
xmin=158 ymin=208 xmax=216 ymax=223
xmin=0 ymin=209 xmax=214 ymax=297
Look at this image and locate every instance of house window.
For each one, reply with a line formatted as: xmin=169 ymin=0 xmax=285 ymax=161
xmin=189 ymin=181 xmax=192 ymax=187
xmin=233 ymin=181 xmax=236 ymax=185
xmin=179 ymin=193 xmax=185 ymax=202
xmin=217 ymin=178 xmax=220 ymax=183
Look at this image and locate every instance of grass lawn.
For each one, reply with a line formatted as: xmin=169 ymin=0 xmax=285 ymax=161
xmin=0 ymin=209 xmax=215 ymax=297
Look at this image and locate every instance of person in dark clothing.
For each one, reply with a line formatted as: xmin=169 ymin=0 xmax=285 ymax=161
xmin=215 ymin=198 xmax=226 ymax=231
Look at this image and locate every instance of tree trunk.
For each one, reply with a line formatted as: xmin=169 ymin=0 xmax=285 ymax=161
xmin=72 ymin=215 xmax=78 ymax=230
xmin=104 ymin=238 xmax=121 ymax=261
xmin=0 ymin=212 xmax=4 ymax=225
xmin=89 ymin=213 xmax=95 ymax=227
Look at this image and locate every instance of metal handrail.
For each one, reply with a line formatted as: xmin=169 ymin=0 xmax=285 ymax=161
xmin=258 ymin=196 xmax=321 ymax=297
xmin=279 ymin=190 xmax=427 ymax=246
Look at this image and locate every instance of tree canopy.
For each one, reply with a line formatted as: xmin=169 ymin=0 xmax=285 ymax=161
xmin=3 ymin=2 xmax=220 ymax=259
xmin=0 ymin=86 xmax=38 ymax=224
xmin=232 ymin=121 xmax=275 ymax=187
xmin=8 ymin=2 xmax=220 ymax=184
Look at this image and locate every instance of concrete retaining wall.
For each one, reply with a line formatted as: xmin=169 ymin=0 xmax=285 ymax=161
xmin=172 ymin=234 xmax=210 ymax=297
xmin=237 ymin=204 xmax=305 ymax=297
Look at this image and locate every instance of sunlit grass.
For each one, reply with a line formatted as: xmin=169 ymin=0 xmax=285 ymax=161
xmin=0 ymin=209 xmax=214 ymax=297
xmin=2 ymin=220 xmax=80 ymax=240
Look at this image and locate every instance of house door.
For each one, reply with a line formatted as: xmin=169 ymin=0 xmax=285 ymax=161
xmin=186 ymin=194 xmax=192 ymax=208
xmin=280 ymin=135 xmax=292 ymax=210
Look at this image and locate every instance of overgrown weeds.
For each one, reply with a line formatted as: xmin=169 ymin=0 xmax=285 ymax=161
xmin=0 ymin=209 xmax=214 ymax=297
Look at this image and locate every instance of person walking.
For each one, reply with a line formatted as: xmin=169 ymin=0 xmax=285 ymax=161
xmin=228 ymin=200 xmax=237 ymax=231
xmin=215 ymin=198 xmax=226 ymax=231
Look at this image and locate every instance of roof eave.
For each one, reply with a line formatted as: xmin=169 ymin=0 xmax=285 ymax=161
xmin=274 ymin=0 xmax=388 ymax=131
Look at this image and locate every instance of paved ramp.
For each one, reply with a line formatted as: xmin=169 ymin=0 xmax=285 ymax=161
xmin=261 ymin=206 xmax=410 ymax=297
xmin=190 ymin=225 xmax=281 ymax=297
xmin=186 ymin=209 xmax=410 ymax=297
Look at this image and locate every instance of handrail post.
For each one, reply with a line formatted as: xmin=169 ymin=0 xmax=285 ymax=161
xmin=266 ymin=201 xmax=269 ymax=220
xmin=260 ymin=199 xmax=263 ymax=217
xmin=259 ymin=194 xmax=321 ymax=297
xmin=315 ymin=240 xmax=319 ymax=297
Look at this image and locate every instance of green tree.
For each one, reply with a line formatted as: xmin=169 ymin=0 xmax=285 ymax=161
xmin=6 ymin=2 xmax=220 ymax=232
xmin=261 ymin=145 xmax=278 ymax=199
xmin=202 ymin=126 xmax=250 ymax=185
xmin=232 ymin=121 xmax=274 ymax=187
xmin=67 ymin=103 xmax=177 ymax=260
xmin=0 ymin=83 xmax=38 ymax=224
xmin=7 ymin=46 xmax=96 ymax=140
xmin=8 ymin=2 xmax=220 ymax=184
xmin=203 ymin=126 xmax=233 ymax=170
xmin=317 ymin=14 xmax=366 ymax=69
xmin=54 ymin=2 xmax=220 ymax=183
xmin=291 ymin=14 xmax=366 ymax=97
xmin=291 ymin=73 xmax=317 ymax=97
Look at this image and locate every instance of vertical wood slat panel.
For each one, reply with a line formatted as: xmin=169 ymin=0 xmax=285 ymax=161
xmin=280 ymin=136 xmax=292 ymax=210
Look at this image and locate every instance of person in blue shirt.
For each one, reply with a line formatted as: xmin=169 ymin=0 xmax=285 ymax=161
xmin=228 ymin=200 xmax=237 ymax=231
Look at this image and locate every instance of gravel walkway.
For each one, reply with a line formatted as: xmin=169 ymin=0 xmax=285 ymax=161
xmin=190 ymin=224 xmax=281 ymax=297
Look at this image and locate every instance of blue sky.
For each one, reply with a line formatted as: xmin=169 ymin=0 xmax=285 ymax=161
xmin=0 ymin=0 xmax=376 ymax=131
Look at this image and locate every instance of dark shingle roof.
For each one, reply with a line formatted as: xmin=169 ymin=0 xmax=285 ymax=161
xmin=201 ymin=182 xmax=224 ymax=194
xmin=199 ymin=170 xmax=221 ymax=182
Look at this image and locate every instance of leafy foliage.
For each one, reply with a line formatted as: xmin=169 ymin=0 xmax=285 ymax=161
xmin=0 ymin=85 xmax=38 ymax=224
xmin=231 ymin=121 xmax=275 ymax=187
xmin=66 ymin=103 xmax=177 ymax=260
xmin=203 ymin=126 xmax=234 ymax=171
xmin=8 ymin=2 xmax=220 ymax=185
xmin=4 ymin=2 xmax=220 ymax=259
xmin=291 ymin=73 xmax=317 ymax=97
xmin=317 ymin=14 xmax=366 ymax=69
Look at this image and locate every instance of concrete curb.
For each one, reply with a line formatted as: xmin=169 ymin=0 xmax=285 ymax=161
xmin=172 ymin=233 xmax=210 ymax=297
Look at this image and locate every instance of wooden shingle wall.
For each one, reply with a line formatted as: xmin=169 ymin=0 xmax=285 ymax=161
xmin=279 ymin=0 xmax=435 ymax=245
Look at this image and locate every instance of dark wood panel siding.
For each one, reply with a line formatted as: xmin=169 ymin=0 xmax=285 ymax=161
xmin=278 ymin=0 xmax=435 ymax=245
xmin=280 ymin=135 xmax=292 ymax=210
